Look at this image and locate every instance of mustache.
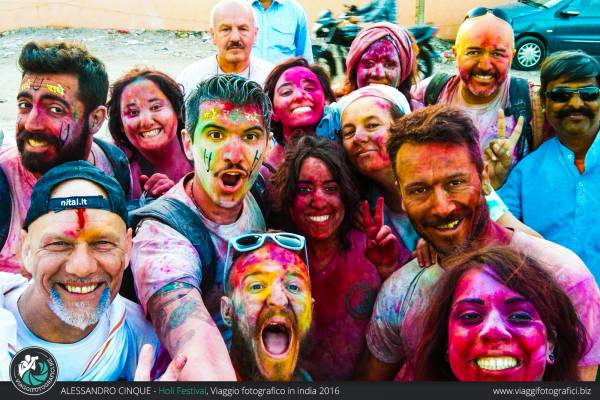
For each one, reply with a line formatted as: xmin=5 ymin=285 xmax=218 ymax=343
xmin=423 ymin=209 xmax=469 ymax=228
xmin=227 ymin=41 xmax=245 ymax=50
xmin=17 ymin=130 xmax=60 ymax=148
xmin=470 ymin=69 xmax=497 ymax=78
xmin=214 ymin=163 xmax=249 ymax=176
xmin=555 ymin=107 xmax=595 ymax=119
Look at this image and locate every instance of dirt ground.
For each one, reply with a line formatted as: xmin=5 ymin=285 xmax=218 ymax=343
xmin=0 ymin=27 xmax=539 ymax=145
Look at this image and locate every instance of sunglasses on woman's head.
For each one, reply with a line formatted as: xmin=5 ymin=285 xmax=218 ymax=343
xmin=546 ymin=86 xmax=600 ymax=103
xmin=464 ymin=7 xmax=512 ymax=24
xmin=223 ymin=232 xmax=310 ymax=291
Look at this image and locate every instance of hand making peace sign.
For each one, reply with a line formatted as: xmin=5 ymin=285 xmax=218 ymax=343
xmin=362 ymin=197 xmax=400 ymax=280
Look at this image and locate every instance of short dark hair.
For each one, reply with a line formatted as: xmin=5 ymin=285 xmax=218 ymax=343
xmin=107 ymin=68 xmax=185 ymax=154
xmin=413 ymin=246 xmax=588 ymax=381
xmin=271 ymin=136 xmax=360 ymax=249
xmin=185 ymin=74 xmax=272 ymax=140
xmin=18 ymin=41 xmax=109 ymax=114
xmin=387 ymin=104 xmax=483 ymax=179
xmin=540 ymin=50 xmax=600 ymax=100
xmin=264 ymin=57 xmax=336 ymax=145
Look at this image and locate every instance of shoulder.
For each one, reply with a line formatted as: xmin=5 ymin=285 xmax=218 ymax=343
xmin=0 ymin=146 xmax=21 ymax=169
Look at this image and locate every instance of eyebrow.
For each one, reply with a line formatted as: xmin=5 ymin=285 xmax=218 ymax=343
xmin=505 ymin=296 xmax=530 ymax=305
xmin=18 ymin=92 xmax=71 ymax=109
xmin=297 ymin=179 xmax=337 ymax=185
xmin=455 ymin=298 xmax=485 ymax=305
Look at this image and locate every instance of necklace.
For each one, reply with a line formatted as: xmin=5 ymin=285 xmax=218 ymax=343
xmin=215 ymin=55 xmax=251 ymax=79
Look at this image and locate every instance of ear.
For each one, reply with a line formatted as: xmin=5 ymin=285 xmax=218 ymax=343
xmin=19 ymin=229 xmax=33 ymax=275
xmin=220 ymin=296 xmax=233 ymax=327
xmin=481 ymin=162 xmax=491 ymax=193
xmin=452 ymin=45 xmax=457 ymax=59
xmin=123 ymin=227 xmax=133 ymax=269
xmin=210 ymin=28 xmax=216 ymax=43
xmin=311 ymin=297 xmax=315 ymax=315
xmin=546 ymin=340 xmax=556 ymax=365
xmin=271 ymin=111 xmax=280 ymax=122
xmin=87 ymin=105 xmax=107 ymax=135
xmin=181 ymin=129 xmax=194 ymax=161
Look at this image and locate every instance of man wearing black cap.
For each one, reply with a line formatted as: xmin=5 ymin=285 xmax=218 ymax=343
xmin=0 ymin=161 xmax=184 ymax=380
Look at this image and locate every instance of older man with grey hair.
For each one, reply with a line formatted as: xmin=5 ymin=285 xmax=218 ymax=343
xmin=177 ymin=0 xmax=274 ymax=96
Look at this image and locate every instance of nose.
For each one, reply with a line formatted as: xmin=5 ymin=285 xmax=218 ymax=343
xmin=309 ymin=187 xmax=328 ymax=209
xmin=64 ymin=244 xmax=99 ymax=278
xmin=230 ymin=27 xmax=241 ymax=42
xmin=568 ymin=91 xmax=586 ymax=108
xmin=477 ymin=52 xmax=493 ymax=70
xmin=138 ymin=108 xmax=154 ymax=129
xmin=22 ymin=105 xmax=46 ymax=133
xmin=372 ymin=63 xmax=385 ymax=78
xmin=429 ymin=186 xmax=457 ymax=218
xmin=267 ymin=281 xmax=289 ymax=308
xmin=480 ymin=309 xmax=511 ymax=343
xmin=222 ymin=137 xmax=243 ymax=165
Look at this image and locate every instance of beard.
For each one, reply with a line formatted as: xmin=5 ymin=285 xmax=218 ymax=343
xmin=17 ymin=119 xmax=92 ymax=175
xmin=48 ymin=286 xmax=111 ymax=330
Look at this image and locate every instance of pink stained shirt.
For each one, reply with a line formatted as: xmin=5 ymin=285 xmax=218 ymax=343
xmin=0 ymin=144 xmax=115 ymax=274
xmin=366 ymin=230 xmax=600 ymax=380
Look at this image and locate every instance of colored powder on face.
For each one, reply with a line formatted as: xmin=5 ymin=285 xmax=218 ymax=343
xmin=76 ymin=208 xmax=86 ymax=230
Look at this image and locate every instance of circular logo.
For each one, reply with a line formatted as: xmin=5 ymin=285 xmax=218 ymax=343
xmin=9 ymin=346 xmax=58 ymax=395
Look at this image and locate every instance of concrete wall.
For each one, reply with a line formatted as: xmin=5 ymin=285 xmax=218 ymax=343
xmin=0 ymin=0 xmax=510 ymax=40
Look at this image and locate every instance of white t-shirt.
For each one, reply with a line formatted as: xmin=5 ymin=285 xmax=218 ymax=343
xmin=177 ymin=55 xmax=274 ymax=97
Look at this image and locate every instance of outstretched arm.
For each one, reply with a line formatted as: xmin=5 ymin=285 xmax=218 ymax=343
xmin=147 ymin=282 xmax=236 ymax=381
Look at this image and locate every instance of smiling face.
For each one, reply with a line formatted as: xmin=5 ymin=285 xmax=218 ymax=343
xmin=544 ymin=76 xmax=600 ymax=143
xmin=211 ymin=5 xmax=257 ymax=67
xmin=396 ymin=142 xmax=488 ymax=256
xmin=453 ymin=15 xmax=514 ymax=103
xmin=356 ymin=38 xmax=402 ymax=89
xmin=273 ymin=66 xmax=326 ymax=141
xmin=184 ymin=100 xmax=268 ymax=209
xmin=119 ymin=78 xmax=179 ymax=155
xmin=448 ymin=268 xmax=551 ymax=381
xmin=290 ymin=157 xmax=345 ymax=242
xmin=226 ymin=242 xmax=312 ymax=381
xmin=341 ymin=96 xmax=393 ymax=178
xmin=16 ymin=73 xmax=93 ymax=175
xmin=21 ymin=179 xmax=131 ymax=331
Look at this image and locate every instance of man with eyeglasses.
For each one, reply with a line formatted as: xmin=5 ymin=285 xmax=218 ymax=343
xmin=499 ymin=51 xmax=600 ymax=282
xmin=412 ymin=8 xmax=543 ymax=188
xmin=220 ymin=232 xmax=313 ymax=381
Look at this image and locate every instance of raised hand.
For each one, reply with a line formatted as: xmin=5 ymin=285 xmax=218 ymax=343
xmin=362 ymin=197 xmax=399 ymax=280
xmin=134 ymin=344 xmax=187 ymax=381
xmin=412 ymin=238 xmax=437 ymax=268
xmin=483 ymin=110 xmax=524 ymax=189
xmin=139 ymin=173 xmax=175 ymax=198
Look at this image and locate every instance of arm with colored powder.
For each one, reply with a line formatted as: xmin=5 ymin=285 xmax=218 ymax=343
xmin=147 ymin=282 xmax=235 ymax=381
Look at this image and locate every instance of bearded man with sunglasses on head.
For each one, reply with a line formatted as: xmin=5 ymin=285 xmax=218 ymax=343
xmin=412 ymin=8 xmax=544 ymax=188
xmin=220 ymin=232 xmax=313 ymax=381
xmin=499 ymin=51 xmax=600 ymax=283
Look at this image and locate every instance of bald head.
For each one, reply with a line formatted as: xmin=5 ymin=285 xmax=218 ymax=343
xmin=456 ymin=14 xmax=514 ymax=52
xmin=210 ymin=0 xmax=256 ymax=29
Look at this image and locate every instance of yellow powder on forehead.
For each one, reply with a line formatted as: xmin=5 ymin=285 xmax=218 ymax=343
xmin=20 ymin=79 xmax=66 ymax=96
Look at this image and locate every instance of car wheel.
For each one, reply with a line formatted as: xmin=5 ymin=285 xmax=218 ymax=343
xmin=514 ymin=36 xmax=545 ymax=71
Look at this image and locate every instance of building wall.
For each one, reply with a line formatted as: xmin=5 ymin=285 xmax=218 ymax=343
xmin=0 ymin=0 xmax=509 ymax=40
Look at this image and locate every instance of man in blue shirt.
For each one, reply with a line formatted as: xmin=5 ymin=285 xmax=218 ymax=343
xmin=251 ymin=0 xmax=313 ymax=64
xmin=499 ymin=51 xmax=600 ymax=282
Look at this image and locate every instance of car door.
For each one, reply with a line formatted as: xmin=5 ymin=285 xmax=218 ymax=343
xmin=553 ymin=0 xmax=600 ymax=55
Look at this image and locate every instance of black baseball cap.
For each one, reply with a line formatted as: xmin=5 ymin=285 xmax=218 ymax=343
xmin=23 ymin=160 xmax=128 ymax=230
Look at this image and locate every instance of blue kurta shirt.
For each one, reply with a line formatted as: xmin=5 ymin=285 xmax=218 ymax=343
xmin=499 ymin=132 xmax=600 ymax=281
xmin=251 ymin=0 xmax=313 ymax=64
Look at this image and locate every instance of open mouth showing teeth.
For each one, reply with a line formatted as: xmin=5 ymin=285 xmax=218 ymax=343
xmin=292 ymin=106 xmax=311 ymax=114
xmin=474 ymin=74 xmax=495 ymax=81
xmin=308 ymin=215 xmax=330 ymax=223
xmin=261 ymin=323 xmax=291 ymax=356
xmin=221 ymin=172 xmax=242 ymax=187
xmin=140 ymin=128 xmax=161 ymax=138
xmin=475 ymin=356 xmax=520 ymax=371
xmin=61 ymin=283 xmax=100 ymax=294
xmin=27 ymin=138 xmax=49 ymax=148
xmin=435 ymin=219 xmax=460 ymax=230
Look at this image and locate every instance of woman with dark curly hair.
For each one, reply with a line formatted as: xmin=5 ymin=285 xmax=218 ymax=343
xmin=271 ymin=135 xmax=410 ymax=380
xmin=413 ymin=246 xmax=588 ymax=381
xmin=107 ymin=68 xmax=191 ymax=199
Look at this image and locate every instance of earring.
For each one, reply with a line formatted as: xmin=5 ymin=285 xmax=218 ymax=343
xmin=548 ymin=353 xmax=555 ymax=363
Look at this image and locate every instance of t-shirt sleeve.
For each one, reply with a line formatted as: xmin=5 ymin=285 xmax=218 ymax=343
xmin=131 ymin=218 xmax=201 ymax=314
xmin=365 ymin=272 xmax=406 ymax=364
xmin=565 ymin=274 xmax=600 ymax=366
xmin=498 ymin=163 xmax=524 ymax=220
xmin=410 ymin=77 xmax=432 ymax=110
xmin=485 ymin=188 xmax=509 ymax=222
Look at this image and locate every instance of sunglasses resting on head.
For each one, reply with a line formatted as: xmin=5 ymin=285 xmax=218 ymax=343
xmin=464 ymin=7 xmax=512 ymax=24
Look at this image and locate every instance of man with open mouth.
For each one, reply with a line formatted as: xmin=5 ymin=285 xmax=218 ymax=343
xmin=1 ymin=161 xmax=184 ymax=380
xmin=0 ymin=41 xmax=131 ymax=274
xmin=500 ymin=51 xmax=600 ymax=284
xmin=357 ymin=105 xmax=600 ymax=382
xmin=130 ymin=74 xmax=272 ymax=380
xmin=220 ymin=236 xmax=313 ymax=381
xmin=411 ymin=8 xmax=543 ymax=188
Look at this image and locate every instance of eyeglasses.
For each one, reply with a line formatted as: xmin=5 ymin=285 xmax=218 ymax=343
xmin=545 ymin=86 xmax=600 ymax=103
xmin=464 ymin=7 xmax=512 ymax=24
xmin=223 ymin=232 xmax=310 ymax=291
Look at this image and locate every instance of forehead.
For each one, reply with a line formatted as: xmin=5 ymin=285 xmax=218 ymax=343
xmin=299 ymin=157 xmax=333 ymax=180
xmin=547 ymin=76 xmax=599 ymax=90
xmin=362 ymin=38 xmax=399 ymax=58
xmin=20 ymin=72 xmax=80 ymax=99
xmin=458 ymin=17 xmax=513 ymax=50
xmin=453 ymin=268 xmax=520 ymax=302
xmin=121 ymin=79 xmax=166 ymax=102
xmin=232 ymin=245 xmax=308 ymax=278
xmin=29 ymin=207 xmax=126 ymax=238
xmin=213 ymin=6 xmax=254 ymax=27
xmin=396 ymin=142 xmax=478 ymax=183
xmin=277 ymin=67 xmax=320 ymax=87
xmin=343 ymin=96 xmax=392 ymax=121
xmin=198 ymin=100 xmax=264 ymax=126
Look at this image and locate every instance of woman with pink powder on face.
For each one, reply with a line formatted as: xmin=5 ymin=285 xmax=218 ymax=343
xmin=107 ymin=68 xmax=191 ymax=200
xmin=413 ymin=246 xmax=587 ymax=381
xmin=271 ymin=136 xmax=410 ymax=380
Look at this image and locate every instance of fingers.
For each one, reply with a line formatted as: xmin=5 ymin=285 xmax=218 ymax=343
xmin=374 ymin=224 xmax=392 ymax=242
xmin=509 ymin=116 xmax=525 ymax=146
xmin=139 ymin=174 xmax=149 ymax=186
xmin=361 ymin=200 xmax=373 ymax=230
xmin=159 ymin=354 xmax=187 ymax=382
xmin=147 ymin=180 xmax=175 ymax=197
xmin=133 ymin=344 xmax=154 ymax=381
xmin=143 ymin=173 xmax=169 ymax=191
xmin=497 ymin=109 xmax=506 ymax=139
xmin=374 ymin=196 xmax=384 ymax=228
xmin=413 ymin=238 xmax=435 ymax=268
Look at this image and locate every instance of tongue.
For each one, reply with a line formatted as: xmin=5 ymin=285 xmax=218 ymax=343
xmin=263 ymin=330 xmax=289 ymax=355
xmin=221 ymin=174 xmax=241 ymax=187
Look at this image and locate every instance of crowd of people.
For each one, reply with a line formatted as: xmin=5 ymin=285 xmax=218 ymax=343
xmin=0 ymin=0 xmax=598 ymax=382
